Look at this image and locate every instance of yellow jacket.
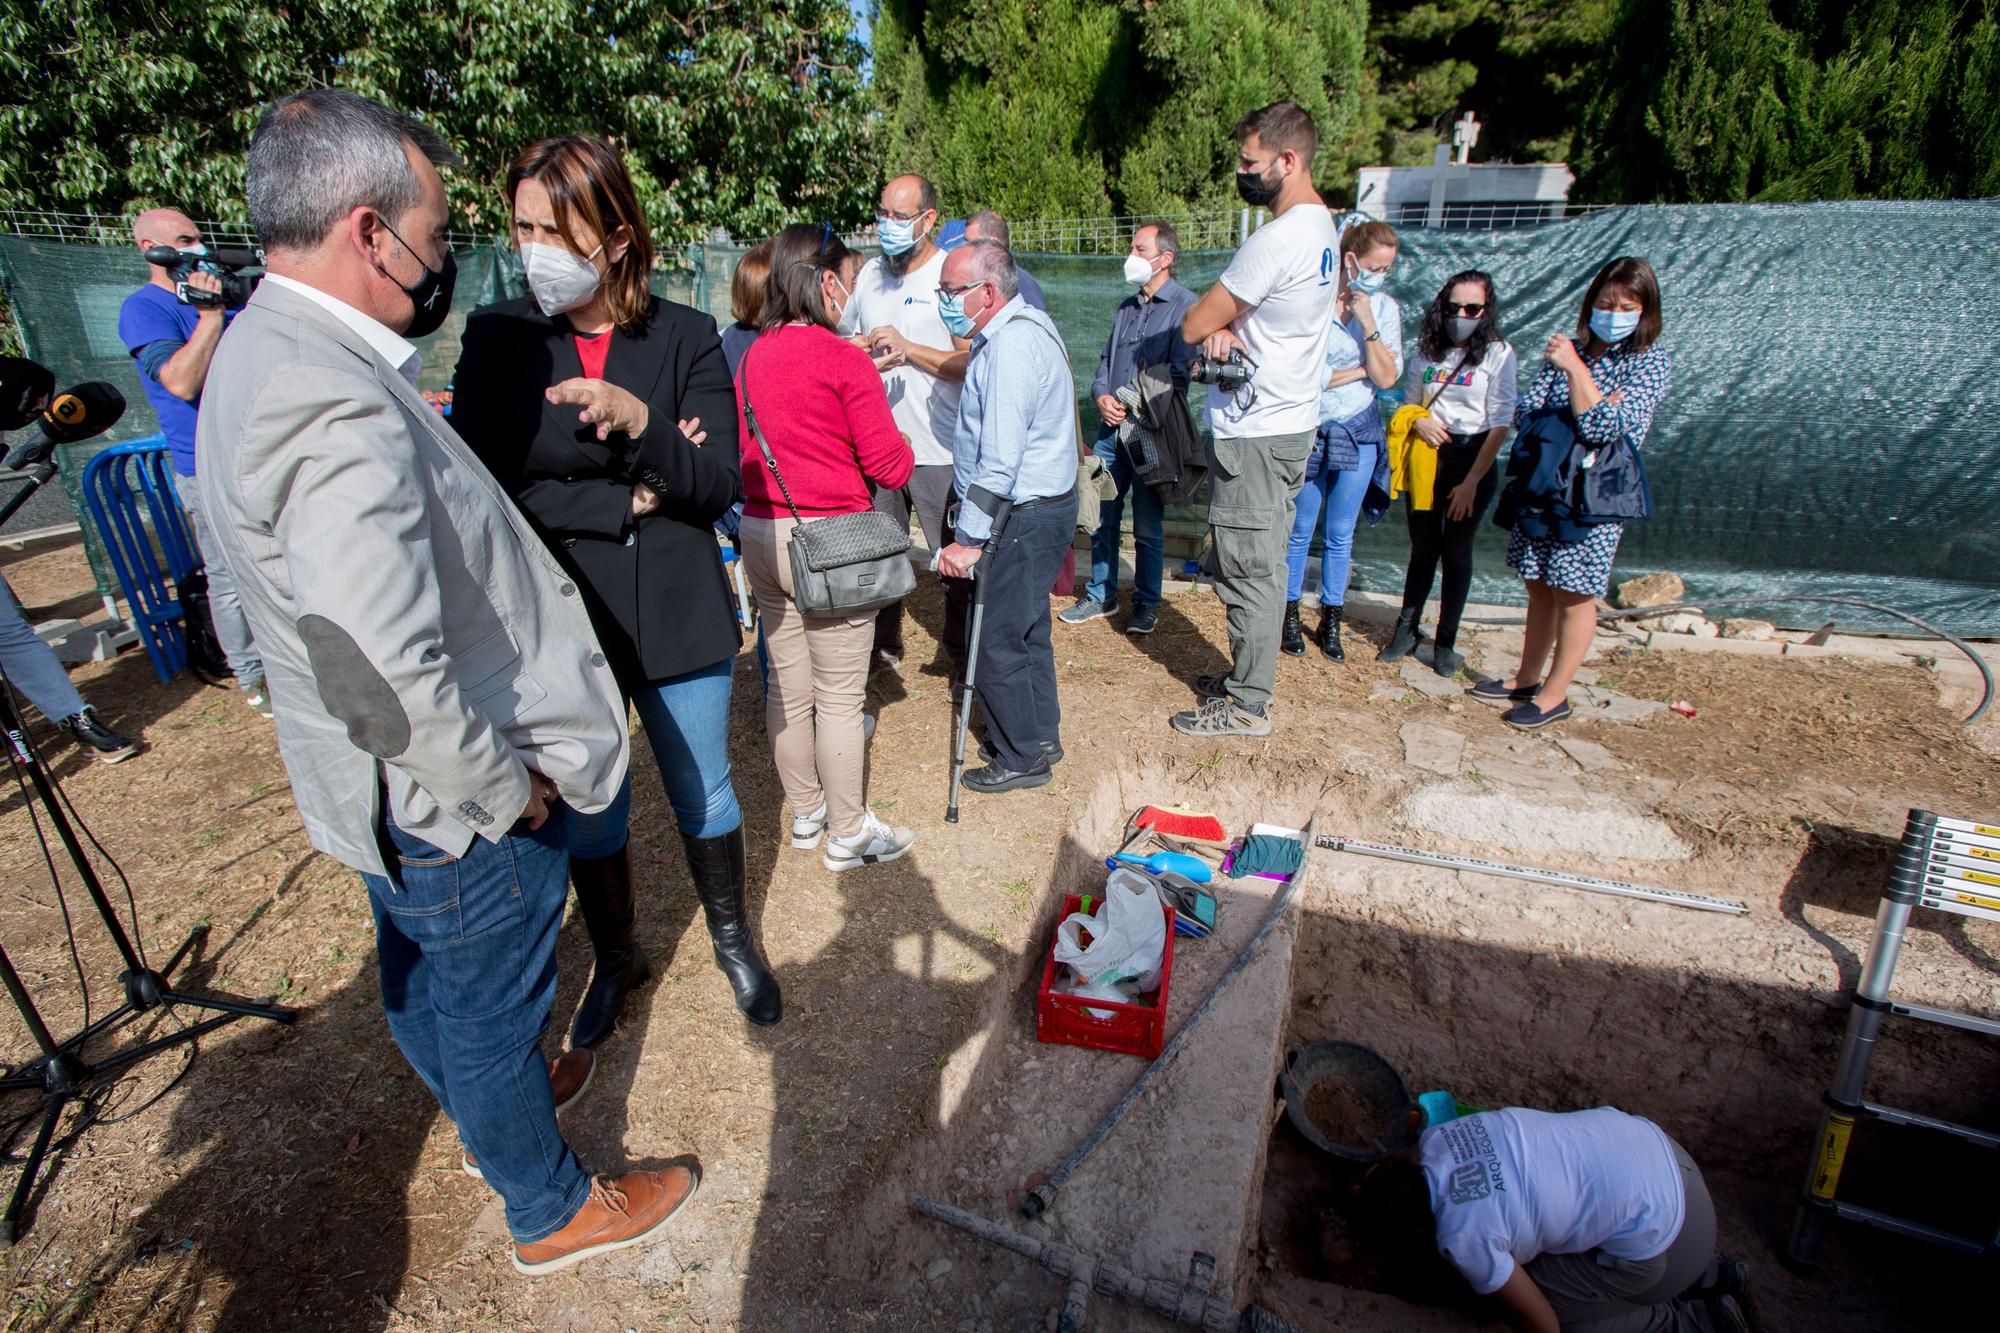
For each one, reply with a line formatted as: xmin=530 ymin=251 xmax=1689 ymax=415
xmin=1386 ymin=405 xmax=1438 ymax=510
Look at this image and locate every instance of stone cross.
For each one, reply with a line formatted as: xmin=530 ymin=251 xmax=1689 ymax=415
xmin=1453 ymin=111 xmax=1482 ymax=165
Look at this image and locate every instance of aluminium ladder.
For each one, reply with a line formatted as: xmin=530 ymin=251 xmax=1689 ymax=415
xmin=1786 ymin=808 xmax=2000 ymax=1266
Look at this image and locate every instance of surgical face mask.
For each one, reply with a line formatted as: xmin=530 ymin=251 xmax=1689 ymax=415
xmin=825 ymin=273 xmax=852 ymax=327
xmin=1235 ymin=165 xmax=1280 ymax=208
xmin=1447 ymin=316 xmax=1481 ymax=344
xmin=1123 ymin=253 xmax=1158 ymax=286
xmin=177 ymin=243 xmax=208 ymax=258
xmin=521 ymin=241 xmax=604 ymax=316
xmin=937 ymin=286 xmax=977 ymax=338
xmin=1347 ymin=257 xmax=1389 ymax=296
xmin=379 ymin=218 xmax=457 ymax=339
xmin=877 ymin=211 xmax=923 ymax=255
xmin=1589 ymin=307 xmax=1642 ymax=344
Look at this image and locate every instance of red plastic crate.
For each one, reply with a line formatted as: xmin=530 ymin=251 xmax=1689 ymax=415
xmin=1035 ymin=893 xmax=1177 ymax=1058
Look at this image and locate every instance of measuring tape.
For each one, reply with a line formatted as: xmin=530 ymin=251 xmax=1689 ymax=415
xmin=1314 ymin=835 xmax=1750 ymax=916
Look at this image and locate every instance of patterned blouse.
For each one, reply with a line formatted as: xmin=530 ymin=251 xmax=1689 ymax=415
xmin=1516 ymin=340 xmax=1673 ymax=452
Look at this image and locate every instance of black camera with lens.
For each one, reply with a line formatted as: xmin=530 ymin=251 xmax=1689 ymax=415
xmin=143 ymin=244 xmax=265 ymax=310
xmin=1189 ymin=347 xmax=1258 ymax=395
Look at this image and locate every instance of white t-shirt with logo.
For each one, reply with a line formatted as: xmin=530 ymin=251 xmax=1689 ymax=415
xmin=1420 ymin=1108 xmax=1687 ymax=1296
xmin=839 ymin=249 xmax=961 ymax=467
xmin=1404 ymin=340 xmax=1519 ymax=436
xmin=1210 ymin=202 xmax=1341 ymax=439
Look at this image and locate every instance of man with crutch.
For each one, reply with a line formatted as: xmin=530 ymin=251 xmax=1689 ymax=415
xmin=935 ymin=240 xmax=1079 ymax=797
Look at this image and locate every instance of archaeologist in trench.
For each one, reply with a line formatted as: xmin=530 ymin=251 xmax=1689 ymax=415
xmin=1364 ymin=1104 xmax=1754 ymax=1332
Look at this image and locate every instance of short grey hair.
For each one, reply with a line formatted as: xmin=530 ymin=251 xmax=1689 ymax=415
xmin=961 ymin=239 xmax=1019 ymax=299
xmin=964 ymin=209 xmax=1010 ymax=248
xmin=247 ymin=89 xmax=461 ymax=253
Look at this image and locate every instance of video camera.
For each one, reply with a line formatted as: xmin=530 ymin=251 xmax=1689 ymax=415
xmin=1190 ymin=347 xmax=1257 ymax=396
xmin=142 ymin=244 xmax=264 ymax=310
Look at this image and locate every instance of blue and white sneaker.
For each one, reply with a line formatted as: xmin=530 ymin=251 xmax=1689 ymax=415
xmin=1058 ymin=599 xmax=1113 ymax=625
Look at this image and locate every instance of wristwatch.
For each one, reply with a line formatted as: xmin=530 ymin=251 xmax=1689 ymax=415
xmin=1365 ymin=330 xmax=1383 ymax=344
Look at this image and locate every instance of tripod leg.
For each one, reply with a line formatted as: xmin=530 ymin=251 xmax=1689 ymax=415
xmin=0 ymin=1095 xmax=67 ymax=1249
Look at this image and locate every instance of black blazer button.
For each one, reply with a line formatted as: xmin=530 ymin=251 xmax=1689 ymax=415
xmin=563 ymin=537 xmax=577 ymax=547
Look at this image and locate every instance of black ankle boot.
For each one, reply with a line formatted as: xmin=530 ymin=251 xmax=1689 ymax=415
xmin=1378 ymin=609 xmax=1422 ymax=663
xmin=1318 ymin=604 xmax=1345 ymax=662
xmin=568 ymin=847 xmax=653 ymax=1049
xmin=1432 ymin=642 xmax=1465 ymax=677
xmin=1280 ymin=599 xmax=1306 ymax=657
xmin=684 ymin=828 xmax=781 ymax=1026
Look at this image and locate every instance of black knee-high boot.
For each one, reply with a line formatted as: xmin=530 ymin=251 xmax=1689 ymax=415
xmin=684 ymin=827 xmax=781 ymax=1026
xmin=569 ymin=847 xmax=653 ymax=1049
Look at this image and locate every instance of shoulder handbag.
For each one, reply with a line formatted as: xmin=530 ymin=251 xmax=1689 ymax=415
xmin=1017 ymin=319 xmax=1113 ymax=534
xmin=738 ymin=355 xmax=917 ymax=615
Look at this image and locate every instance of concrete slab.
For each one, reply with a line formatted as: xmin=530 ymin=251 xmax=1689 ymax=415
xmin=1556 ymin=737 xmax=1622 ymax=772
xmin=1570 ymin=684 xmax=1668 ymax=724
xmin=1369 ymin=680 xmax=1408 ymax=704
xmin=1400 ymin=663 xmax=1463 ymax=699
xmin=1400 ymin=723 xmax=1465 ymax=777
xmin=1400 ymin=780 xmax=1692 ymax=862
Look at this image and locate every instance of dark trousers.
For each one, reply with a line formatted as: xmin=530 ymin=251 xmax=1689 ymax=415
xmin=871 ymin=464 xmax=968 ymax=662
xmin=973 ymin=496 xmax=1078 ymax=771
xmin=1400 ymin=435 xmax=1497 ymax=653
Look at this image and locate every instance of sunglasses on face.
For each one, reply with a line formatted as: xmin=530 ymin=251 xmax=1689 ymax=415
xmin=1444 ymin=302 xmax=1487 ymax=317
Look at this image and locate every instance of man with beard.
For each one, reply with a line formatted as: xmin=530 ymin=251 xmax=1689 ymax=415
xmin=1170 ymin=100 xmax=1341 ymax=739
xmin=840 ymin=174 xmax=973 ymax=680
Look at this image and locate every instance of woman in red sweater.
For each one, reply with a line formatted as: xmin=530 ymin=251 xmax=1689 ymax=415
xmin=736 ymin=224 xmax=917 ymax=871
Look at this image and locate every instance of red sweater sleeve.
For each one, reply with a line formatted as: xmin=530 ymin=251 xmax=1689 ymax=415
xmin=833 ymin=343 xmax=916 ymax=490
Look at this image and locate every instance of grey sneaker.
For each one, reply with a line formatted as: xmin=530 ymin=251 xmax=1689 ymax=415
xmin=790 ymin=802 xmax=828 ymax=850
xmin=240 ymin=676 xmax=274 ymax=719
xmin=1058 ymin=599 xmax=1113 ymax=625
xmin=824 ymin=812 xmax=916 ymax=871
xmin=58 ymin=707 xmax=139 ymax=763
xmin=1126 ymin=605 xmax=1159 ymax=635
xmin=1170 ymin=695 xmax=1272 ymax=738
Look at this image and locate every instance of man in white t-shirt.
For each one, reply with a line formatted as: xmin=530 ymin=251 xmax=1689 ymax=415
xmin=1375 ymin=1107 xmax=1750 ymax=1332
xmin=840 ymin=173 xmax=973 ymax=674
xmin=1170 ymin=100 xmax=1341 ymax=739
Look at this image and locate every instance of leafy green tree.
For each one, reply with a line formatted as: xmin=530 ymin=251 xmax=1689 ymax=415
xmin=872 ymin=0 xmax=1368 ymax=218
xmin=0 ymin=1 xmax=877 ymax=243
xmin=1576 ymin=0 xmax=2000 ymax=201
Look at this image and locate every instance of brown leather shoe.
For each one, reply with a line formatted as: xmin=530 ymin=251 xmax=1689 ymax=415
xmin=462 ymin=1050 xmax=596 ymax=1180
xmin=512 ymin=1166 xmax=700 ymax=1276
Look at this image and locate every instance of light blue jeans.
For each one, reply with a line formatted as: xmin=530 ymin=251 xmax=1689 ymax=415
xmin=1286 ymin=440 xmax=1380 ymax=606
xmin=1082 ymin=427 xmax=1165 ymax=612
xmin=564 ymin=655 xmax=741 ymax=858
xmin=172 ymin=470 xmax=264 ymax=683
xmin=0 ymin=574 xmax=85 ymax=722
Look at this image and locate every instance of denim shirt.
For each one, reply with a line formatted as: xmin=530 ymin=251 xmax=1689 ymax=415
xmin=954 ymin=296 xmax=1079 ymax=545
xmin=1090 ymin=277 xmax=1198 ymax=399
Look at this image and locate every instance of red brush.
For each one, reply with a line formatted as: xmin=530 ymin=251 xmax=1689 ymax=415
xmin=1133 ymin=804 xmax=1228 ymax=847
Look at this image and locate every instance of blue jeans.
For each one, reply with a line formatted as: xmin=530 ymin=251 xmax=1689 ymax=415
xmin=565 ymin=655 xmax=741 ymax=858
xmin=362 ymin=806 xmax=592 ymax=1242
xmin=1082 ymin=428 xmax=1165 ymax=612
xmin=0 ymin=574 xmax=85 ymax=723
xmin=1286 ymin=439 xmax=1380 ymax=606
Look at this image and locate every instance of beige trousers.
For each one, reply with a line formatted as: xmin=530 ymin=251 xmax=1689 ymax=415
xmin=739 ymin=515 xmax=875 ymax=840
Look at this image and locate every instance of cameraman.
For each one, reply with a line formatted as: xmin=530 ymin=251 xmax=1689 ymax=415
xmin=1170 ymin=101 xmax=1341 ymax=739
xmin=117 ymin=209 xmax=269 ymax=717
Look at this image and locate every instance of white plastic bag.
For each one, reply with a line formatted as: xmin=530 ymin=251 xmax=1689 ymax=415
xmin=1053 ymin=867 xmax=1167 ymax=998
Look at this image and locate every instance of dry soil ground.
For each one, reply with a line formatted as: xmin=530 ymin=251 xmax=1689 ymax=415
xmin=0 ymin=535 xmax=1995 ymax=1332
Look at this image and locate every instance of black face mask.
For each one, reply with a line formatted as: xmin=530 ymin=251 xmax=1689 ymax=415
xmin=1235 ymin=164 xmax=1281 ymax=207
xmin=379 ymin=218 xmax=457 ymax=339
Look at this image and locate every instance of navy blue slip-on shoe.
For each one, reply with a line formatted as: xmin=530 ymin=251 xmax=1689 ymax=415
xmin=1470 ymin=678 xmax=1539 ymax=707
xmin=1503 ymin=699 xmax=1572 ymax=729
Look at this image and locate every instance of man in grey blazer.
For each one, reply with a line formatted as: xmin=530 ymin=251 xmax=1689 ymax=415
xmin=197 ymin=88 xmax=698 ymax=1275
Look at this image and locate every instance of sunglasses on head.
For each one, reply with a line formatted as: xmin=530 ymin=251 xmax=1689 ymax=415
xmin=1444 ymin=301 xmax=1487 ymax=317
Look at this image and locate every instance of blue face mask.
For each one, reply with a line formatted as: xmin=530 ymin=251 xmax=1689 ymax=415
xmin=877 ymin=212 xmax=921 ymax=255
xmin=1589 ymin=307 xmax=1642 ymax=344
xmin=937 ymin=288 xmax=976 ymax=338
xmin=1347 ymin=259 xmax=1389 ymax=295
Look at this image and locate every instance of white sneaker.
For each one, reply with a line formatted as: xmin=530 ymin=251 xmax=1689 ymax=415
xmin=790 ymin=802 xmax=829 ymax=850
xmin=823 ymin=813 xmax=915 ymax=872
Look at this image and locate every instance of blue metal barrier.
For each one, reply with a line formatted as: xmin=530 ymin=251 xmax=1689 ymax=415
xmin=80 ymin=437 xmax=199 ymax=684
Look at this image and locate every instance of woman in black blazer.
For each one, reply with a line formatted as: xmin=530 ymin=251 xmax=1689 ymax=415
xmin=452 ymin=135 xmax=779 ymax=1039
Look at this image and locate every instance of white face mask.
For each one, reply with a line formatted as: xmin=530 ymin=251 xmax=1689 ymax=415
xmin=1123 ymin=253 xmax=1158 ymax=286
xmin=521 ymin=240 xmax=605 ymax=316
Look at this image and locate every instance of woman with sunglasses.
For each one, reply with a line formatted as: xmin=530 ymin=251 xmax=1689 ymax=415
xmin=452 ymin=136 xmax=779 ymax=1038
xmin=1378 ymin=271 xmax=1518 ymax=676
xmin=1281 ymin=220 xmax=1402 ymax=663
xmin=1476 ymin=256 xmax=1672 ymax=729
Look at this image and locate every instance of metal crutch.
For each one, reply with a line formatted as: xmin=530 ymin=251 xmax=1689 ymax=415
xmin=945 ymin=498 xmax=1013 ymax=824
